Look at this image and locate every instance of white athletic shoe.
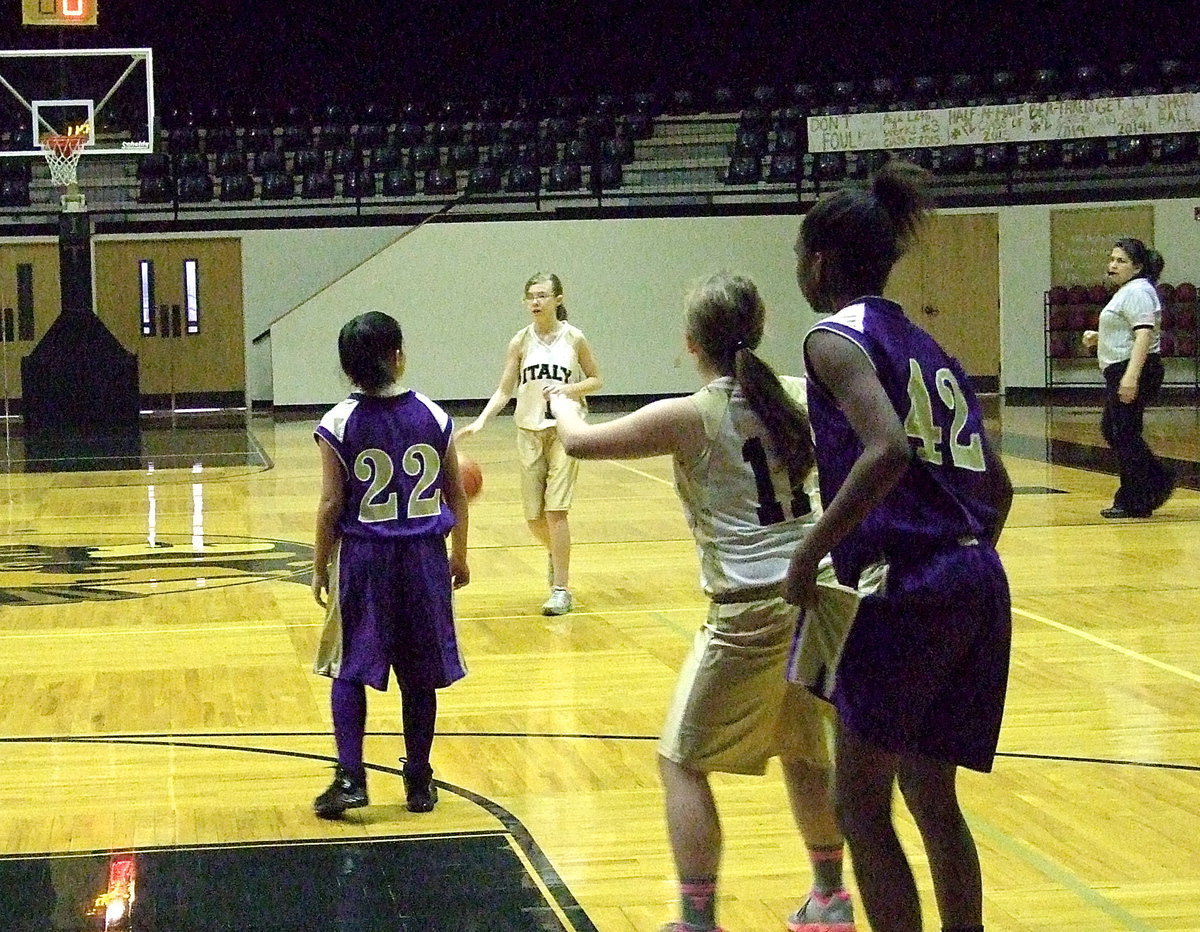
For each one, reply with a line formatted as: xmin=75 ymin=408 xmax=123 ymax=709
xmin=541 ymin=587 xmax=572 ymax=616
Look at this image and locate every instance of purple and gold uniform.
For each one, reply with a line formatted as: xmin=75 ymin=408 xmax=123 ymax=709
xmin=313 ymin=389 xmax=467 ymax=692
xmin=804 ymin=297 xmax=1010 ymax=772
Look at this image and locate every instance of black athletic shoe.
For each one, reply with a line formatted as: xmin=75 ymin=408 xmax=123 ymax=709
xmin=1100 ymin=506 xmax=1149 ymax=519
xmin=403 ymin=766 xmax=438 ymax=813
xmin=314 ymin=765 xmax=368 ymax=819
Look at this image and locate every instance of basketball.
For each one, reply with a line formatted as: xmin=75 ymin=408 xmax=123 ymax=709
xmin=458 ymin=453 xmax=483 ymax=500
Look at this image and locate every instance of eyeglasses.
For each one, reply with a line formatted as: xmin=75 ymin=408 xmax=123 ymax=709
xmin=524 ymin=292 xmax=557 ymax=302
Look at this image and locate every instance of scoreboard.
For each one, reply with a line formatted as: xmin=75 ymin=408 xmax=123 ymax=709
xmin=22 ymin=0 xmax=98 ymax=26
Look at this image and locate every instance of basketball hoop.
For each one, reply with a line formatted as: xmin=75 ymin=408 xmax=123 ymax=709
xmin=41 ymin=133 xmax=89 ymax=212
xmin=42 ymin=133 xmax=87 ymax=188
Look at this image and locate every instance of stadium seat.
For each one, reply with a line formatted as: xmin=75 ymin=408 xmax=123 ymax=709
xmin=368 ymin=146 xmax=403 ymax=172
xmin=1107 ymin=136 xmax=1147 ymax=166
xmin=137 ymin=153 xmax=171 ymax=178
xmin=600 ymin=135 xmax=634 ymax=163
xmin=301 ymin=170 xmax=335 ymax=198
xmin=293 ymin=148 xmax=325 ymax=173
xmin=506 ymin=164 xmax=540 ymax=192
xmin=593 ymin=160 xmax=623 ymax=190
xmin=330 ymin=147 xmax=360 ymax=173
xmin=564 ymin=138 xmax=597 ymax=165
xmin=205 ymin=125 xmax=238 ymax=154
xmin=981 ymin=144 xmax=1015 ymax=172
xmin=813 ymin=151 xmax=846 ymax=181
xmin=176 ymin=173 xmax=214 ymax=202
xmin=175 ymin=152 xmax=209 ymax=177
xmin=410 ymin=144 xmax=440 ymax=171
xmin=472 ymin=120 xmax=502 ymax=146
xmin=214 ymin=151 xmax=247 ymax=176
xmin=137 ymin=175 xmax=172 ymax=203
xmin=766 ymin=152 xmax=799 ymax=183
xmin=724 ymin=155 xmax=762 ymax=184
xmin=219 ymin=173 xmax=254 ymax=201
xmin=260 ymin=171 xmax=295 ymax=199
xmin=939 ymin=146 xmax=975 ymax=173
xmin=381 ymin=167 xmax=416 ymax=196
xmin=243 ymin=125 xmax=276 ymax=154
xmin=1025 ymin=141 xmax=1061 ymax=169
xmin=772 ymin=127 xmax=800 ymax=156
xmin=733 ymin=126 xmax=769 ymax=156
xmin=423 ymin=168 xmax=457 ymax=195
xmin=546 ymin=161 xmax=582 ymax=191
xmin=0 ymin=176 xmax=31 ymax=207
xmin=255 ymin=150 xmax=285 ymax=174
xmin=465 ymin=165 xmax=501 ymax=193
xmin=447 ymin=143 xmax=479 ymax=170
xmin=342 ymin=169 xmax=375 ymax=198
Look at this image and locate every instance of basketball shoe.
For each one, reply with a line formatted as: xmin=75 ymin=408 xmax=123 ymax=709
xmin=313 ymin=765 xmax=368 ymax=819
xmin=542 ymin=586 xmax=572 ymax=616
xmin=787 ymin=888 xmax=856 ymax=932
xmin=403 ymin=764 xmax=438 ymax=813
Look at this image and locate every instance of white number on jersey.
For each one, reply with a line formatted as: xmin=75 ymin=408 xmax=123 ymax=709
xmin=354 ymin=444 xmax=443 ymax=523
xmin=903 ymin=358 xmax=985 ymax=471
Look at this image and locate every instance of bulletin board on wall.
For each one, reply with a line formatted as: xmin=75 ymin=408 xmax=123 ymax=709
xmin=1050 ymin=206 xmax=1154 ymax=285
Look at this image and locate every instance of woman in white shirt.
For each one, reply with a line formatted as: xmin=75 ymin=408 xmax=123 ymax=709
xmin=1082 ymin=237 xmax=1175 ymax=518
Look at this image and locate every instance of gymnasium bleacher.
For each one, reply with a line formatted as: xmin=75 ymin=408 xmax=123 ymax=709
xmin=1 ymin=58 xmax=1198 ymax=216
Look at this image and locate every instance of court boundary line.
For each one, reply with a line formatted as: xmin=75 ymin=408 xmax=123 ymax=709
xmin=1013 ymin=607 xmax=1200 ymax=684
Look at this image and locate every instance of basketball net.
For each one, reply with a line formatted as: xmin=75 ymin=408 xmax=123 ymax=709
xmin=42 ymin=134 xmax=88 ymax=211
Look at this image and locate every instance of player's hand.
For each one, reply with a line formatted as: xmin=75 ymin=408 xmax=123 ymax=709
xmin=1081 ymin=330 xmax=1098 ymax=350
xmin=450 ymin=554 xmax=470 ymax=589
xmin=783 ymin=546 xmax=821 ymax=608
xmin=544 ymin=387 xmax=579 ymax=414
xmin=455 ymin=422 xmax=482 ymax=440
xmin=312 ymin=568 xmax=329 ymax=607
xmin=1118 ymin=378 xmax=1138 ymax=404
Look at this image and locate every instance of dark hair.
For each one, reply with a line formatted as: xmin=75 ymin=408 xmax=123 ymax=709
xmin=525 ymin=271 xmax=567 ymax=320
xmin=799 ymin=159 xmax=931 ymax=298
xmin=685 ymin=272 xmax=813 ymax=481
xmin=338 ymin=310 xmax=403 ymax=392
xmin=1113 ymin=237 xmax=1165 ymax=284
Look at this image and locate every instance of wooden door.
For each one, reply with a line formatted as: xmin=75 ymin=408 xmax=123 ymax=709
xmin=886 ymin=213 xmax=1000 ymax=384
xmin=93 ymin=238 xmax=245 ymax=409
xmin=0 ymin=241 xmax=62 ymax=404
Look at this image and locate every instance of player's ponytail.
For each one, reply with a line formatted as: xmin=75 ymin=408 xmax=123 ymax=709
xmin=798 ymin=158 xmax=931 ymax=301
xmin=338 ymin=310 xmax=403 ymax=393
xmin=686 ymin=273 xmax=814 ymax=481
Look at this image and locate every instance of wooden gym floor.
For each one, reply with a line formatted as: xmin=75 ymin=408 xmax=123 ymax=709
xmin=0 ymin=397 xmax=1196 ymax=931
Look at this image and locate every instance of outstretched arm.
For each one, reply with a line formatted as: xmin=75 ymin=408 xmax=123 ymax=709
xmin=457 ymin=336 xmax=522 ymax=438
xmin=548 ymin=392 xmax=703 ymax=461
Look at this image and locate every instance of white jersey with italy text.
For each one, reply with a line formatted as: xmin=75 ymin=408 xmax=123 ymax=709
xmin=513 ymin=322 xmax=588 ymax=430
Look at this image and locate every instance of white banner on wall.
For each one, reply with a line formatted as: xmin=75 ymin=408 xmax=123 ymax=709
xmin=806 ymin=92 xmax=1200 ymax=153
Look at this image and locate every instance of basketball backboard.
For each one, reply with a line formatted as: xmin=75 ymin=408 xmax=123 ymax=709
xmin=0 ymin=48 xmax=154 ymax=158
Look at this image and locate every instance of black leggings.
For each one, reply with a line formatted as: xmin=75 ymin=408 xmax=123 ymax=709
xmin=1101 ymin=354 xmax=1172 ymax=513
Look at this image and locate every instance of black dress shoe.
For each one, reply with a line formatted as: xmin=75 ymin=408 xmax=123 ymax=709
xmin=1100 ymin=506 xmax=1150 ymax=519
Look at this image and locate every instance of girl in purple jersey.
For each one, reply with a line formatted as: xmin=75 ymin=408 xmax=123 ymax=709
xmin=784 ymin=162 xmax=1014 ymax=932
xmin=311 ymin=311 xmax=470 ymax=819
